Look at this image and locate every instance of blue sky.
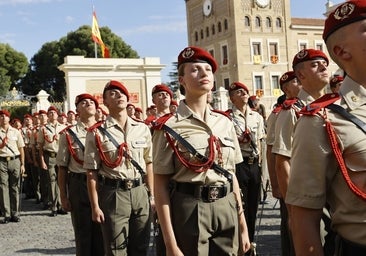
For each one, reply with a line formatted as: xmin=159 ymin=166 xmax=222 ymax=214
xmin=0 ymin=0 xmax=343 ymax=82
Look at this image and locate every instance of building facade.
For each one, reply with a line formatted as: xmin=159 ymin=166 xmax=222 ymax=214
xmin=185 ymin=0 xmax=340 ymax=109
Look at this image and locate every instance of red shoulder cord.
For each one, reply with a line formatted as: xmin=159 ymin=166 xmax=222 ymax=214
xmin=0 ymin=136 xmax=8 ymax=149
xmin=165 ymin=133 xmax=222 ymax=173
xmin=94 ymin=131 xmax=128 ymax=169
xmin=42 ymin=126 xmax=58 ymax=143
xmin=65 ymin=132 xmax=84 ymax=165
xmin=324 ymin=113 xmax=366 ymax=201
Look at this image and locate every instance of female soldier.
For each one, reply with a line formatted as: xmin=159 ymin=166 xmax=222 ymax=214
xmin=153 ymin=46 xmax=250 ymax=256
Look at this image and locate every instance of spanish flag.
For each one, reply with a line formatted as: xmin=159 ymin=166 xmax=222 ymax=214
xmin=92 ymin=11 xmax=110 ymax=58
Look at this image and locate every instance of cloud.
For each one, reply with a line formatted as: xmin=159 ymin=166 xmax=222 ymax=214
xmin=65 ymin=15 xmax=74 ymax=24
xmin=0 ymin=32 xmax=16 ymax=44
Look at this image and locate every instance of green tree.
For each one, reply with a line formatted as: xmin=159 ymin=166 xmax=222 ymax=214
xmin=0 ymin=44 xmax=28 ymax=96
xmin=20 ymin=25 xmax=139 ymax=101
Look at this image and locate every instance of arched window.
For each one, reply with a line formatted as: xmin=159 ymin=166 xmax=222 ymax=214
xmin=200 ymin=29 xmax=204 ymax=39
xmin=212 ymin=24 xmax=215 ymax=35
xmin=266 ymin=17 xmax=271 ymax=28
xmin=224 ymin=19 xmax=228 ymax=30
xmin=276 ymin=17 xmax=282 ymax=28
xmin=195 ymin=31 xmax=198 ymax=42
xmin=244 ymin=16 xmax=251 ymax=27
xmin=218 ymin=22 xmax=222 ymax=32
xmin=206 ymin=27 xmax=209 ymax=37
xmin=255 ymin=16 xmax=261 ymax=27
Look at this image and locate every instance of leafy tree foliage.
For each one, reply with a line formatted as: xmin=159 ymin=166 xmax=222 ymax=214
xmin=0 ymin=44 xmax=28 ymax=96
xmin=19 ymin=25 xmax=139 ymax=101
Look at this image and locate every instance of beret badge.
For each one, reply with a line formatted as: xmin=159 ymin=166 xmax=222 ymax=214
xmin=281 ymin=74 xmax=288 ymax=81
xmin=296 ymin=49 xmax=308 ymax=60
xmin=229 ymin=83 xmax=237 ymax=89
xmin=334 ymin=3 xmax=355 ymax=20
xmin=181 ymin=47 xmax=195 ymax=59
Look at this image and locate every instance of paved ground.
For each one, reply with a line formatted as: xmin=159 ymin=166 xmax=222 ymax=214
xmin=0 ymin=194 xmax=281 ymax=256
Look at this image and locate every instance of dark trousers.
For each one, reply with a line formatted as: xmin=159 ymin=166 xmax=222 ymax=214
xmin=99 ymin=183 xmax=151 ymax=256
xmin=235 ymin=159 xmax=261 ymax=243
xmin=335 ymin=236 xmax=366 ymax=256
xmin=171 ymin=190 xmax=239 ymax=255
xmin=279 ymin=199 xmax=295 ymax=256
xmin=69 ymin=174 xmax=104 ymax=256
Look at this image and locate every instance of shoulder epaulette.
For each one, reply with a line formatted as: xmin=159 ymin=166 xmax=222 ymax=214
xmin=87 ymin=121 xmax=104 ymax=132
xmin=151 ymin=113 xmax=174 ymax=130
xmin=282 ymin=98 xmax=299 ymax=110
xmin=59 ymin=124 xmax=74 ymax=134
xmin=144 ymin=115 xmax=156 ymax=126
xmin=272 ymin=104 xmax=282 ymax=114
xmin=212 ymin=109 xmax=232 ymax=120
xmin=300 ymin=93 xmax=340 ymax=116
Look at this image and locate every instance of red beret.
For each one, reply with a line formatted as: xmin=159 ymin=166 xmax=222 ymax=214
xmin=292 ymin=49 xmax=329 ymax=69
xmin=97 ymin=107 xmax=108 ymax=116
xmin=0 ymin=109 xmax=10 ymax=117
xmin=59 ymin=113 xmax=67 ymax=118
xmin=280 ymin=71 xmax=297 ymax=88
xmin=228 ymin=82 xmax=250 ymax=94
xmin=152 ymin=84 xmax=173 ymax=99
xmin=249 ymin=95 xmax=257 ymax=101
xmin=330 ymin=76 xmax=344 ymax=87
xmin=103 ymin=80 xmax=130 ymax=101
xmin=178 ymin=46 xmax=218 ymax=73
xmin=38 ymin=110 xmax=47 ymax=115
xmin=32 ymin=112 xmax=39 ymax=117
xmin=24 ymin=114 xmax=32 ymax=119
xmin=135 ymin=107 xmax=143 ymax=113
xmin=75 ymin=93 xmax=99 ymax=108
xmin=127 ymin=103 xmax=135 ymax=109
xmin=323 ymin=1 xmax=366 ymax=42
xmin=170 ymin=100 xmax=178 ymax=106
xmin=67 ymin=110 xmax=76 ymax=115
xmin=47 ymin=106 xmax=58 ymax=113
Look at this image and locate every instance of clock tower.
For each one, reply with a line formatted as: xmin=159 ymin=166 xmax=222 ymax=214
xmin=184 ymin=0 xmax=336 ymax=109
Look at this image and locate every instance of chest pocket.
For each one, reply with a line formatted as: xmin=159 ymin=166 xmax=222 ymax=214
xmin=217 ymin=136 xmax=236 ymax=165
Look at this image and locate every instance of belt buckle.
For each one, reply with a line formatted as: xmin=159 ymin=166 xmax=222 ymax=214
xmin=6 ymin=156 xmax=10 ymax=161
xmin=248 ymin=156 xmax=254 ymax=165
xmin=51 ymin=152 xmax=56 ymax=158
xmin=124 ymin=179 xmax=134 ymax=190
xmin=207 ymin=186 xmax=219 ymax=202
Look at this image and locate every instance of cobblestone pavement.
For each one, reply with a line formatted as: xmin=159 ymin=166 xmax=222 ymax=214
xmin=0 ymin=194 xmax=281 ymax=256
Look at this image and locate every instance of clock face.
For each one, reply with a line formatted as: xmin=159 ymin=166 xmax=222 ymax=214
xmin=255 ymin=0 xmax=270 ymax=8
xmin=203 ymin=0 xmax=212 ymax=16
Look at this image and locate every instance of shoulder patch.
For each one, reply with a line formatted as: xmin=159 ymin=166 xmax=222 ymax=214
xmin=300 ymin=93 xmax=340 ymax=115
xmin=212 ymin=109 xmax=232 ymax=120
xmin=87 ymin=121 xmax=104 ymax=132
xmin=151 ymin=113 xmax=174 ymax=130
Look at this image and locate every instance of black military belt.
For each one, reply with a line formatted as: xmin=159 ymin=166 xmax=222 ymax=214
xmin=69 ymin=172 xmax=87 ymax=182
xmin=0 ymin=155 xmax=20 ymax=162
xmin=243 ymin=156 xmax=259 ymax=165
xmin=44 ymin=150 xmax=57 ymax=158
xmin=99 ymin=176 xmax=142 ymax=190
xmin=174 ymin=182 xmax=232 ymax=202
